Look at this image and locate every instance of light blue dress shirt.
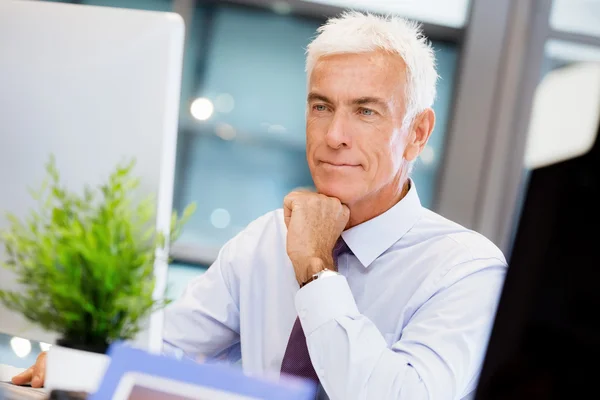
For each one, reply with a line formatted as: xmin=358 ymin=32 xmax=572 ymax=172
xmin=163 ymin=183 xmax=507 ymax=400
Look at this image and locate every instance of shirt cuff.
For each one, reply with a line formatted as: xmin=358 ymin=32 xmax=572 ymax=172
xmin=295 ymin=275 xmax=360 ymax=335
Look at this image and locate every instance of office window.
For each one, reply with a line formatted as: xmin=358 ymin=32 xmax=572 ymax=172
xmin=525 ymin=40 xmax=600 ymax=169
xmin=304 ymin=0 xmax=472 ymax=28
xmin=173 ymin=2 xmax=460 ymax=257
xmin=544 ymin=40 xmax=600 ymax=72
xmin=413 ymin=41 xmax=458 ymax=210
xmin=80 ymin=0 xmax=172 ymax=12
xmin=551 ymin=0 xmax=600 ymax=38
xmin=174 ymin=5 xmax=320 ymax=250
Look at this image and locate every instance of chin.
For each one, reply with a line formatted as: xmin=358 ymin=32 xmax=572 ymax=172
xmin=315 ymin=180 xmax=361 ymax=204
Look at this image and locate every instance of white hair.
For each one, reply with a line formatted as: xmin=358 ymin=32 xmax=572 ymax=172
xmin=306 ymin=11 xmax=438 ymax=128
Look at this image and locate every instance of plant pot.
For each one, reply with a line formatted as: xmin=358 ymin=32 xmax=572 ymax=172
xmin=45 ymin=340 xmax=111 ymax=394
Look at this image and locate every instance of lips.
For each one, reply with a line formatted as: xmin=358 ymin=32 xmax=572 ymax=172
xmin=320 ymin=161 xmax=361 ymax=168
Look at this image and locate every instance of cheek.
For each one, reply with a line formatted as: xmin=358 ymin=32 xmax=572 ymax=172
xmin=365 ymin=134 xmax=403 ymax=179
xmin=305 ymin=120 xmax=319 ymax=152
xmin=360 ymin=127 xmax=393 ymax=164
xmin=389 ymin=130 xmax=407 ymax=168
xmin=371 ymin=149 xmax=395 ymax=178
xmin=306 ymin=116 xmax=333 ymax=154
xmin=306 ymin=115 xmax=327 ymax=137
xmin=306 ymin=128 xmax=325 ymax=173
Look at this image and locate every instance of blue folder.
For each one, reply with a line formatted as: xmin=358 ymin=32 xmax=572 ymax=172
xmin=90 ymin=343 xmax=316 ymax=400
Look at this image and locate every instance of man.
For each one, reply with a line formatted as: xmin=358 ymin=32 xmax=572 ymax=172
xmin=14 ymin=11 xmax=506 ymax=400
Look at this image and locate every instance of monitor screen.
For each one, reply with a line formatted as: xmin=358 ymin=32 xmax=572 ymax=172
xmin=475 ymin=123 xmax=600 ymax=399
xmin=114 ymin=372 xmax=258 ymax=400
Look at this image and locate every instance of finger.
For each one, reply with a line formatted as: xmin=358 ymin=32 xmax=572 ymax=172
xmin=283 ymin=192 xmax=301 ymax=208
xmin=341 ymin=204 xmax=350 ymax=218
xmin=283 ymin=193 xmax=301 ymax=228
xmin=11 ymin=367 xmax=33 ymax=385
xmin=31 ymin=353 xmax=46 ymax=388
xmin=283 ymin=196 xmax=292 ymax=228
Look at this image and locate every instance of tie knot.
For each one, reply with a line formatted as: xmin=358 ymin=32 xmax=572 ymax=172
xmin=332 ymin=237 xmax=351 ymax=261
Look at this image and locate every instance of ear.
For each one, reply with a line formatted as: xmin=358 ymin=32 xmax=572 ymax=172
xmin=404 ymin=108 xmax=436 ymax=162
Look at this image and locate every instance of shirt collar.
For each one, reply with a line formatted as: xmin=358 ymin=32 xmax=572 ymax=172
xmin=341 ymin=180 xmax=423 ymax=268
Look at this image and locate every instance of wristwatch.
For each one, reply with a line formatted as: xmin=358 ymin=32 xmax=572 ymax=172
xmin=301 ymin=268 xmax=340 ymax=287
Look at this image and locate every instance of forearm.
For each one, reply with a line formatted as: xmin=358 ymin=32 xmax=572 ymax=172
xmin=308 ymin=317 xmax=429 ymax=399
xmin=162 ymin=256 xmax=241 ymax=360
xmin=297 ymin=276 xmax=431 ymax=400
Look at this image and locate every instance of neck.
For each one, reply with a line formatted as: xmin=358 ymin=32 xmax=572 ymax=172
xmin=346 ymin=177 xmax=410 ymax=229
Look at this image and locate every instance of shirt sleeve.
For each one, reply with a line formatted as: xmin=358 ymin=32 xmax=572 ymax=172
xmin=162 ymin=240 xmax=241 ymax=361
xmin=295 ymin=259 xmax=506 ymax=400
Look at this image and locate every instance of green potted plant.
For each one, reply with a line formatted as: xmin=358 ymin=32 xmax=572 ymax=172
xmin=0 ymin=156 xmax=195 ymax=392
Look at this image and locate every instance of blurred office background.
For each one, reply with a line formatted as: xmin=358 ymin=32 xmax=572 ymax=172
xmin=2 ymin=0 xmax=599 ymax=368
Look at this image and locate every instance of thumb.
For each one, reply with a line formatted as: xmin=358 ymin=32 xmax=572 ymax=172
xmin=342 ymin=204 xmax=351 ymax=229
xmin=342 ymin=203 xmax=350 ymax=215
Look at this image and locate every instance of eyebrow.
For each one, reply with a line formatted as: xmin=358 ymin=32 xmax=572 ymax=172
xmin=307 ymin=92 xmax=388 ymax=109
xmin=307 ymin=92 xmax=332 ymax=104
xmin=353 ymin=96 xmax=388 ymax=108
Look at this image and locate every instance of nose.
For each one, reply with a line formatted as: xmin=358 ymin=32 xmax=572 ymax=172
xmin=325 ymin=111 xmax=351 ymax=149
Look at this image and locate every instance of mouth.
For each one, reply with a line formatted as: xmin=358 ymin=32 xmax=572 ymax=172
xmin=319 ymin=161 xmax=361 ymax=169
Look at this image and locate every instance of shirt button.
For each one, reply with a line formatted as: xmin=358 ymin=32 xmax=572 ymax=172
xmin=299 ymin=309 xmax=307 ymax=319
xmin=319 ymin=368 xmax=325 ymax=377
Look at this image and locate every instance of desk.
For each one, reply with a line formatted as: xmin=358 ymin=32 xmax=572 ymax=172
xmin=0 ymin=381 xmax=46 ymax=399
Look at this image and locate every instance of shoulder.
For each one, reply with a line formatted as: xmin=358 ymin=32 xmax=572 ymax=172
xmin=239 ymin=208 xmax=284 ymax=238
xmin=208 ymin=209 xmax=287 ymax=285
xmin=414 ymin=208 xmax=507 ymax=265
xmin=220 ymin=208 xmax=286 ymax=260
xmin=386 ymin=208 xmax=508 ymax=310
xmin=402 ymin=208 xmax=507 ymax=290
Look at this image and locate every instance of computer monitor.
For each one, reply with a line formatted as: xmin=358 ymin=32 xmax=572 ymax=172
xmin=475 ymin=64 xmax=600 ymax=399
xmin=0 ymin=0 xmax=184 ymax=354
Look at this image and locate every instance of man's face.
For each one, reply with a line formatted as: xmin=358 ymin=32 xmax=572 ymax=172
xmin=306 ymin=51 xmax=412 ymax=206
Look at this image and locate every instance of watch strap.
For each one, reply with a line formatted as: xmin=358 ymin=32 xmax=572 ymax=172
xmin=301 ymin=268 xmax=339 ymax=287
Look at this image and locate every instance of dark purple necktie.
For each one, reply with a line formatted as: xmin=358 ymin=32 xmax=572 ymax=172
xmin=280 ymin=238 xmax=351 ymax=382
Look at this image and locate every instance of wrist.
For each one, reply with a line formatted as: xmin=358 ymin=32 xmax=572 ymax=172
xmin=301 ymin=268 xmax=340 ymax=288
xmin=307 ymin=256 xmax=328 ymax=274
xmin=295 ymin=256 xmax=332 ymax=286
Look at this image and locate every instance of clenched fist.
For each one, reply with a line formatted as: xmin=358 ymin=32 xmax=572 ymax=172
xmin=283 ymin=191 xmax=350 ymax=286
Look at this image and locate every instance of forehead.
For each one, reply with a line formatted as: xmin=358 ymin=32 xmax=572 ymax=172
xmin=308 ymin=51 xmax=407 ymax=100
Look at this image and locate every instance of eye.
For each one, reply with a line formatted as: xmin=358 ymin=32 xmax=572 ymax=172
xmin=359 ymin=108 xmax=375 ymax=116
xmin=313 ymin=104 xmax=328 ymax=112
